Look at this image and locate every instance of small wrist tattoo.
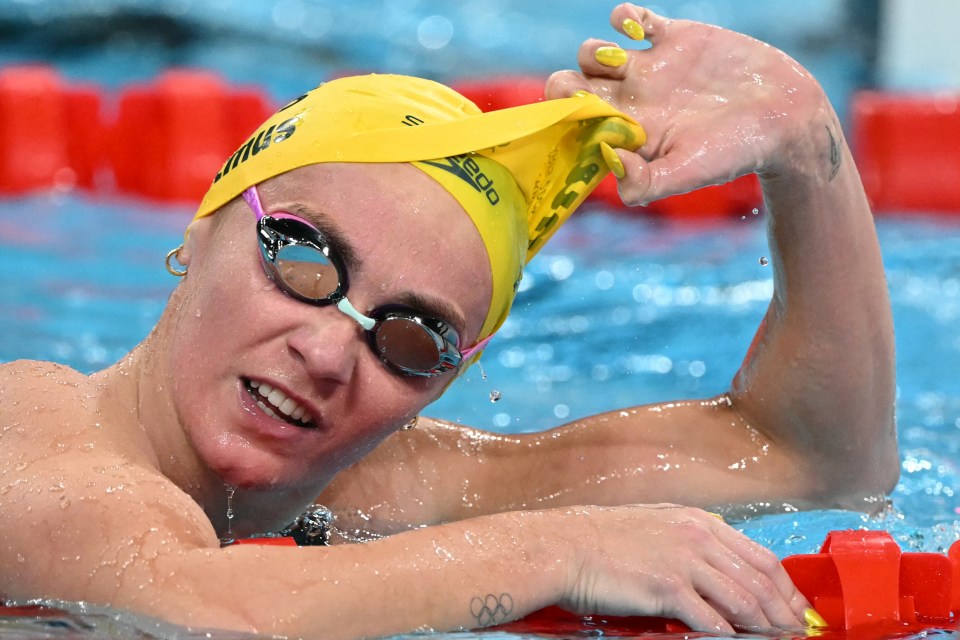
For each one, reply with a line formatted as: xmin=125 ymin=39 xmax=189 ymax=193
xmin=826 ymin=124 xmax=842 ymax=180
xmin=470 ymin=593 xmax=514 ymax=627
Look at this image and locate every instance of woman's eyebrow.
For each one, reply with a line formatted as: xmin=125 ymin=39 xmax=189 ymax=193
xmin=396 ymin=291 xmax=468 ymax=338
xmin=291 ymin=205 xmax=363 ymax=273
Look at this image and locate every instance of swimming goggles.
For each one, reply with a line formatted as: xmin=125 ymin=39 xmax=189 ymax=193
xmin=242 ymin=185 xmax=490 ymax=377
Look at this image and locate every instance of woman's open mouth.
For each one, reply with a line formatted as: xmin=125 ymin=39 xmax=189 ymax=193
xmin=244 ymin=379 xmax=315 ymax=428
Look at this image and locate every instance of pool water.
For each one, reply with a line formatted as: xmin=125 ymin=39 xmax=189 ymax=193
xmin=3 ymin=192 xmax=960 ymax=638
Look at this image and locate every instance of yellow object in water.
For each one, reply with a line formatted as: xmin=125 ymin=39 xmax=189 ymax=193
xmin=194 ymin=74 xmax=645 ymax=347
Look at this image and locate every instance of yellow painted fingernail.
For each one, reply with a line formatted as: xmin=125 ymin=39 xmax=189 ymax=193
xmin=573 ymin=89 xmax=591 ymax=98
xmin=622 ymin=18 xmax=645 ymax=40
xmin=599 ymin=142 xmax=625 ymax=179
xmin=803 ymin=608 xmax=828 ymax=629
xmin=595 ymin=46 xmax=628 ymax=67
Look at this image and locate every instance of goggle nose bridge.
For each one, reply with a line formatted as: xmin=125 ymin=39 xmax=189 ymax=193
xmin=335 ymin=297 xmax=376 ymax=331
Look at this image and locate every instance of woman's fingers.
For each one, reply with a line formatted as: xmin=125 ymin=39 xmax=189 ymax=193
xmin=607 ymin=150 xmax=696 ymax=207
xmin=702 ymin=552 xmax=804 ymax=632
xmin=576 ymin=38 xmax=634 ymax=80
xmin=609 ymin=3 xmax=671 ymax=45
xmin=543 ymin=69 xmax=591 ymax=100
xmin=559 ymin=505 xmax=812 ymax=634
xmin=690 ymin=565 xmax=778 ymax=633
xmin=681 ymin=511 xmax=807 ymax=631
xmin=709 ymin=524 xmax=811 ymax=621
xmin=665 ymin=585 xmax=736 ymax=635
xmin=640 ymin=508 xmax=807 ymax=632
xmin=612 ymin=143 xmax=754 ymax=206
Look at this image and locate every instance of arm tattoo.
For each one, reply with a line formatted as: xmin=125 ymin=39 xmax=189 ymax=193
xmin=469 ymin=593 xmax=514 ymax=627
xmin=826 ymin=124 xmax=842 ymax=180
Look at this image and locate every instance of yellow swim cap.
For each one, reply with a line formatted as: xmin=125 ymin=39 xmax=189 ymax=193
xmin=194 ymin=74 xmax=644 ymax=347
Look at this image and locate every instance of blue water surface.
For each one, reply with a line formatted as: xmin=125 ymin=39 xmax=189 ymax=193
xmin=3 ymin=193 xmax=960 ymax=638
xmin=4 ymin=192 xmax=960 ymax=549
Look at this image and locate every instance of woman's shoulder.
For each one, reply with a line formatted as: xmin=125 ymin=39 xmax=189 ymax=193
xmin=0 ymin=359 xmax=90 ymax=397
xmin=0 ymin=360 xmax=87 ymax=378
xmin=0 ymin=359 xmax=98 ymax=429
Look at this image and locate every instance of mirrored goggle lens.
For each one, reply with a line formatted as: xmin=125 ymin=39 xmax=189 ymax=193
xmin=275 ymin=244 xmax=341 ymax=301
xmin=373 ymin=317 xmax=460 ymax=373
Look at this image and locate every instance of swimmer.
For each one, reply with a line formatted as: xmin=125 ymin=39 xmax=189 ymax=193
xmin=0 ymin=4 xmax=895 ymax=638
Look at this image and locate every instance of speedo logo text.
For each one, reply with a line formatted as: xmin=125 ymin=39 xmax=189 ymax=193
xmin=419 ymin=155 xmax=500 ymax=205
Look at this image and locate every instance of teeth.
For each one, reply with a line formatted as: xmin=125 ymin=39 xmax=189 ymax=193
xmin=247 ymin=380 xmax=313 ymax=426
xmin=278 ymin=397 xmax=298 ymax=416
xmin=257 ymin=400 xmax=278 ymax=419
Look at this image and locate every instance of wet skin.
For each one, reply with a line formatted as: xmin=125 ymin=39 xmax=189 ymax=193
xmin=0 ymin=4 xmax=895 ymax=637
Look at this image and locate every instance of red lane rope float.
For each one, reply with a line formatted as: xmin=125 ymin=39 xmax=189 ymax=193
xmin=3 ymin=531 xmax=960 ymax=635
xmin=109 ymin=69 xmax=274 ymax=204
xmin=0 ymin=65 xmax=103 ymax=195
xmin=852 ymin=90 xmax=960 ymax=214
xmin=3 ymin=64 xmax=958 ymax=218
xmin=497 ymin=530 xmax=960 ymax=635
xmin=450 ymin=75 xmax=546 ymax=113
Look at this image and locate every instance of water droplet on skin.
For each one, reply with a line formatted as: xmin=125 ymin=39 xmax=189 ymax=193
xmin=759 ymin=256 xmax=769 ymax=266
xmin=489 ymin=390 xmax=502 ymax=403
xmin=195 ymin=309 xmax=202 ymax=319
xmin=220 ymin=485 xmax=237 ymax=546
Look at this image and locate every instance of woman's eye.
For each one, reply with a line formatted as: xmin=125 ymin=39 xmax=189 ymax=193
xmin=277 ymin=246 xmax=339 ymax=298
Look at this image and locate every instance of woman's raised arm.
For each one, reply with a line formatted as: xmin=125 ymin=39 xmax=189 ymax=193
xmin=321 ymin=4 xmax=897 ymax=524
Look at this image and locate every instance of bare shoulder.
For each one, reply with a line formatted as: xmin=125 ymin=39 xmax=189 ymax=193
xmin=0 ymin=359 xmax=98 ymax=417
xmin=0 ymin=359 xmax=105 ymax=448
xmin=0 ymin=358 xmax=89 ymax=389
xmin=0 ymin=361 xmax=218 ymax=603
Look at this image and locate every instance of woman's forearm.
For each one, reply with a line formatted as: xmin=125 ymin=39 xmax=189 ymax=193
xmin=124 ymin=512 xmax=569 ymax=638
xmin=735 ymin=113 xmax=898 ymax=499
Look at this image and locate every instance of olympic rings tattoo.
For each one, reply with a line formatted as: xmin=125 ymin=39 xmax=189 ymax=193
xmin=469 ymin=593 xmax=514 ymax=627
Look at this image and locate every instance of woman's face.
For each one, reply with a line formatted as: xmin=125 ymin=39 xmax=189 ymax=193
xmin=169 ymin=163 xmax=493 ymax=492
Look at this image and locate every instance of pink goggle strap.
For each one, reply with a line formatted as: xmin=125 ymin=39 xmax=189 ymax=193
xmin=460 ymin=333 xmax=494 ymax=360
xmin=242 ymin=186 xmax=266 ymax=220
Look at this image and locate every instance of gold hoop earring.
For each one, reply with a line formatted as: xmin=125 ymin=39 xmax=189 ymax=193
xmin=165 ymin=245 xmax=187 ymax=277
xmin=402 ymin=415 xmax=419 ymax=430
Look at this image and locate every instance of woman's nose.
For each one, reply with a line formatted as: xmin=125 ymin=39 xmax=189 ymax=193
xmin=287 ymin=306 xmax=368 ymax=384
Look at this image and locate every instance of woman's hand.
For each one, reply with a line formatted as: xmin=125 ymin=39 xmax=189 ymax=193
xmin=553 ymin=504 xmax=811 ymax=634
xmin=546 ymin=3 xmax=836 ymax=205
